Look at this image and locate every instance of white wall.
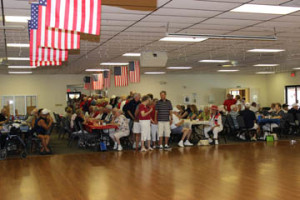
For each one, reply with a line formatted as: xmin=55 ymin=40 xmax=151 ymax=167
xmin=0 ymin=73 xmax=269 ymax=114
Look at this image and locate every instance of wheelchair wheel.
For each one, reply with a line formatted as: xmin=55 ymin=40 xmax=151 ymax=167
xmin=20 ymin=151 xmax=27 ymax=159
xmin=0 ymin=149 xmax=7 ymax=160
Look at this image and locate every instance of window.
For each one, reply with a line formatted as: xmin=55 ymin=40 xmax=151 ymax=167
xmin=285 ymin=85 xmax=300 ymax=105
xmin=1 ymin=95 xmax=37 ymax=116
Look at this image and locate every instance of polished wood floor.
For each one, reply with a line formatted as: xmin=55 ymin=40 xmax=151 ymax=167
xmin=1 ymin=141 xmax=300 ymax=200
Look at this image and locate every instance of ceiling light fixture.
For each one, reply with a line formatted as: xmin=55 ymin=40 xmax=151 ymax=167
xmin=144 ymin=72 xmax=166 ymax=75
xmin=160 ymin=36 xmax=208 ymax=42
xmin=293 ymin=68 xmax=300 ymax=70
xmin=231 ymin=4 xmax=300 ymax=15
xmin=5 ymin=16 xmax=31 ymax=23
xmin=254 ymin=64 xmax=279 ymax=67
xmin=7 ymin=43 xmax=30 ymax=48
xmin=8 ymin=71 xmax=32 ymax=74
xmin=247 ymin=49 xmax=285 ymax=53
xmin=200 ymin=60 xmax=230 ymax=63
xmin=85 ymin=69 xmax=109 ymax=72
xmin=7 ymin=57 xmax=30 ymax=61
xmin=167 ymin=66 xmax=192 ymax=70
xmin=256 ymin=72 xmax=275 ymax=74
xmin=122 ymin=53 xmax=141 ymax=57
xmin=217 ymin=70 xmax=240 ymax=72
xmin=8 ymin=66 xmax=36 ymax=69
xmin=100 ymin=62 xmax=128 ymax=66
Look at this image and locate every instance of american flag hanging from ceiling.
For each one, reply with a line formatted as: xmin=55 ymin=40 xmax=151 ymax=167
xmin=46 ymin=0 xmax=102 ymax=35
xmin=103 ymin=70 xmax=110 ymax=89
xmin=37 ymin=0 xmax=80 ymax=50
xmin=114 ymin=66 xmax=128 ymax=87
xmin=129 ymin=61 xmax=140 ymax=83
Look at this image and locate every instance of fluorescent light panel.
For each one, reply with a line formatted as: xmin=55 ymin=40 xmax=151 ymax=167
xmin=7 ymin=57 xmax=30 ymax=61
xmin=167 ymin=66 xmax=192 ymax=70
xmin=85 ymin=69 xmax=109 ymax=72
xmin=122 ymin=53 xmax=141 ymax=57
xmin=231 ymin=4 xmax=300 ymax=15
xmin=293 ymin=68 xmax=300 ymax=70
xmin=254 ymin=64 xmax=279 ymax=67
xmin=100 ymin=62 xmax=128 ymax=66
xmin=5 ymin=16 xmax=31 ymax=23
xmin=8 ymin=66 xmax=35 ymax=69
xmin=8 ymin=71 xmax=32 ymax=74
xmin=160 ymin=37 xmax=207 ymax=42
xmin=256 ymin=72 xmax=275 ymax=74
xmin=247 ymin=49 xmax=285 ymax=53
xmin=200 ymin=60 xmax=230 ymax=63
xmin=7 ymin=43 xmax=30 ymax=48
xmin=144 ymin=72 xmax=166 ymax=75
xmin=218 ymin=70 xmax=239 ymax=72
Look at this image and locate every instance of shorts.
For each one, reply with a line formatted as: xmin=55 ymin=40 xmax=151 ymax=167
xmin=132 ymin=122 xmax=141 ymax=134
xmin=171 ymin=126 xmax=183 ymax=135
xmin=140 ymin=120 xmax=151 ymax=141
xmin=158 ymin=121 xmax=171 ymax=138
xmin=114 ymin=130 xmax=130 ymax=140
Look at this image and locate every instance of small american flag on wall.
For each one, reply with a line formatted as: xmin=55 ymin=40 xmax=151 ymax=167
xmin=104 ymin=70 xmax=110 ymax=89
xmin=114 ymin=66 xmax=128 ymax=87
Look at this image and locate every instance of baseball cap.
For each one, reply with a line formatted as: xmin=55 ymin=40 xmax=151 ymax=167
xmin=211 ymin=105 xmax=218 ymax=110
xmin=41 ymin=109 xmax=50 ymax=115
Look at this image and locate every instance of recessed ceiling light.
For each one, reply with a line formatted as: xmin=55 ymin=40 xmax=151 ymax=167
xmin=160 ymin=37 xmax=207 ymax=42
xmin=8 ymin=71 xmax=32 ymax=74
xmin=122 ymin=53 xmax=141 ymax=57
xmin=200 ymin=60 xmax=230 ymax=63
xmin=254 ymin=64 xmax=279 ymax=67
xmin=247 ymin=49 xmax=285 ymax=53
xmin=144 ymin=72 xmax=166 ymax=75
xmin=231 ymin=4 xmax=300 ymax=15
xmin=218 ymin=70 xmax=239 ymax=72
xmin=222 ymin=65 xmax=233 ymax=67
xmin=7 ymin=57 xmax=30 ymax=61
xmin=293 ymin=68 xmax=300 ymax=70
xmin=256 ymin=72 xmax=275 ymax=74
xmin=85 ymin=69 xmax=109 ymax=72
xmin=5 ymin=16 xmax=31 ymax=23
xmin=167 ymin=66 xmax=192 ymax=70
xmin=8 ymin=66 xmax=36 ymax=69
xmin=7 ymin=43 xmax=30 ymax=48
xmin=100 ymin=62 xmax=128 ymax=66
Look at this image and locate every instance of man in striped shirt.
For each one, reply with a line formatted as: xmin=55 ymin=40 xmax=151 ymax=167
xmin=155 ymin=91 xmax=173 ymax=150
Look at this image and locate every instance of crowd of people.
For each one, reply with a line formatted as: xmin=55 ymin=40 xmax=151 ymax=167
xmin=1 ymin=91 xmax=300 ymax=153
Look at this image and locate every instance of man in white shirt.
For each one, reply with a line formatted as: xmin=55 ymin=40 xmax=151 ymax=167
xmin=171 ymin=108 xmax=193 ymax=147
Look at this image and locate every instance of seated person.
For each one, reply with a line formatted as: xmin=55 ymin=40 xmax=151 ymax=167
xmin=109 ymin=108 xmax=130 ymax=151
xmin=94 ymin=107 xmax=104 ymax=120
xmin=0 ymin=108 xmax=9 ymax=125
xmin=64 ymin=107 xmax=73 ymax=121
xmin=250 ymin=102 xmax=259 ymax=113
xmin=35 ymin=109 xmax=53 ymax=154
xmin=74 ymin=109 xmax=86 ymax=131
xmin=202 ymin=105 xmax=223 ymax=145
xmin=229 ymin=105 xmax=239 ymax=130
xmin=171 ymin=108 xmax=193 ymax=147
xmin=240 ymin=103 xmax=259 ymax=141
xmin=103 ymin=105 xmax=113 ymax=123
xmin=288 ymin=103 xmax=299 ymax=119
xmin=263 ymin=103 xmax=284 ymax=133
xmin=188 ymin=104 xmax=199 ymax=120
xmin=268 ymin=103 xmax=276 ymax=113
xmin=26 ymin=108 xmax=38 ymax=128
xmin=181 ymin=105 xmax=191 ymax=119
xmin=282 ymin=104 xmax=289 ymax=114
xmin=176 ymin=105 xmax=185 ymax=117
xmin=198 ymin=106 xmax=210 ymax=121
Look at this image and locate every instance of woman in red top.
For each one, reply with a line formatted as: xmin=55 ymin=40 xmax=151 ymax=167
xmin=138 ymin=95 xmax=153 ymax=152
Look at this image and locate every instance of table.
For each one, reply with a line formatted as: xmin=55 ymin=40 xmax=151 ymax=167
xmin=258 ymin=118 xmax=280 ymax=133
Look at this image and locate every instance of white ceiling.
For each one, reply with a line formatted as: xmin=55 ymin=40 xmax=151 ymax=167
xmin=1 ymin=0 xmax=300 ymax=75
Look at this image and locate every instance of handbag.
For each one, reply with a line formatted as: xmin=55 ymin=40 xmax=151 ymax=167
xmin=266 ymin=135 xmax=274 ymax=142
xmin=197 ymin=139 xmax=210 ymax=146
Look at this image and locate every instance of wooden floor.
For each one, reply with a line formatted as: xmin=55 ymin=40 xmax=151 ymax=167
xmin=1 ymin=141 xmax=300 ymax=200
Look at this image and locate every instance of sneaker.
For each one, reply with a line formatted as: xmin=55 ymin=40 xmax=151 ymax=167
xmin=117 ymin=145 xmax=123 ymax=151
xmin=239 ymin=135 xmax=246 ymax=140
xmin=141 ymin=147 xmax=147 ymax=152
xmin=132 ymin=142 xmax=136 ymax=149
xmin=214 ymin=140 xmax=219 ymax=145
xmin=148 ymin=147 xmax=153 ymax=151
xmin=178 ymin=140 xmax=184 ymax=147
xmin=113 ymin=143 xmax=118 ymax=150
xmin=164 ymin=145 xmax=171 ymax=151
xmin=251 ymin=137 xmax=257 ymax=141
xmin=184 ymin=140 xmax=193 ymax=146
xmin=159 ymin=145 xmax=164 ymax=150
xmin=208 ymin=138 xmax=213 ymax=143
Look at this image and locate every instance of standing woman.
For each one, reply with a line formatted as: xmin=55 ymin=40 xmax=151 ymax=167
xmin=138 ymin=95 xmax=153 ymax=152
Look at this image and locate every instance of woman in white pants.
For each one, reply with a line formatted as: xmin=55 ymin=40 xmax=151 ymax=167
xmin=150 ymin=99 xmax=158 ymax=148
xmin=138 ymin=95 xmax=153 ymax=152
xmin=204 ymin=105 xmax=223 ymax=145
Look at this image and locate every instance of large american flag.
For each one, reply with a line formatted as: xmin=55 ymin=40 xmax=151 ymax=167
xmin=29 ymin=4 xmax=68 ymax=65
xmin=37 ymin=0 xmax=80 ymax=50
xmin=114 ymin=66 xmax=128 ymax=87
xmin=103 ymin=70 xmax=110 ymax=88
xmin=46 ymin=0 xmax=101 ymax=35
xmin=91 ymin=74 xmax=103 ymax=90
xmin=129 ymin=61 xmax=140 ymax=83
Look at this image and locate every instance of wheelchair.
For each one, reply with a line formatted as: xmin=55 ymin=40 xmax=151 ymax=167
xmin=0 ymin=126 xmax=28 ymax=160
